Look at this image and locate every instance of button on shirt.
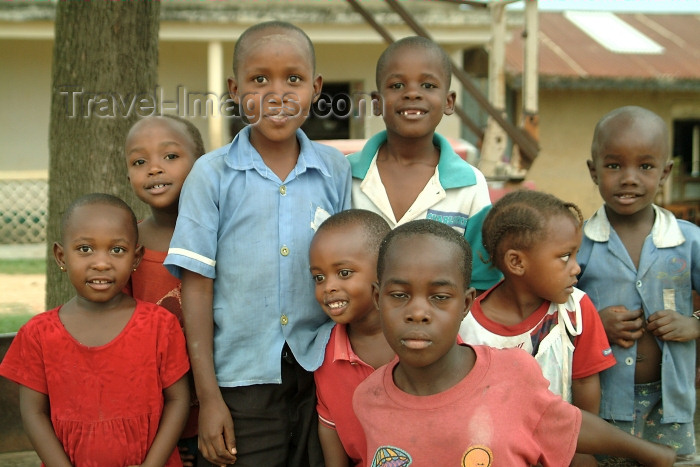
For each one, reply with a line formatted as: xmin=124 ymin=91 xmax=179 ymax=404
xmin=164 ymin=126 xmax=352 ymax=387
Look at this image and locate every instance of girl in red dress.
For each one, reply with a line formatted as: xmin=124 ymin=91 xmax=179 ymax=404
xmin=0 ymin=193 xmax=190 ymax=467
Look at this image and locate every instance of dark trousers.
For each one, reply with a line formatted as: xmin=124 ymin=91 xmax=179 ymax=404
xmin=198 ymin=344 xmax=323 ymax=467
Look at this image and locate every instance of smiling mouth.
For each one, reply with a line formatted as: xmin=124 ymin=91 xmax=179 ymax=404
xmin=398 ymin=109 xmax=426 ymax=116
xmin=327 ymin=300 xmax=348 ymax=309
xmin=146 ymin=183 xmax=170 ymax=190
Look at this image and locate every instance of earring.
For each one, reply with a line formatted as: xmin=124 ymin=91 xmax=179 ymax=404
xmin=59 ymin=266 xmax=66 ymax=271
xmin=132 ymin=268 xmax=137 ymax=272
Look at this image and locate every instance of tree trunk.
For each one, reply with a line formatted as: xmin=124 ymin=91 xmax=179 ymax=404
xmin=46 ymin=2 xmax=160 ymax=308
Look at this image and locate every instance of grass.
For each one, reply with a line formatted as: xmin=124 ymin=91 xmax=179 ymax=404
xmin=0 ymin=307 xmax=35 ymax=334
xmin=0 ymin=258 xmax=46 ymax=275
xmin=0 ymin=259 xmax=46 ymax=333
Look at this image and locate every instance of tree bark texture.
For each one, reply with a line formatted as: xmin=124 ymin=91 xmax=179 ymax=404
xmin=47 ymin=2 xmax=160 ymax=308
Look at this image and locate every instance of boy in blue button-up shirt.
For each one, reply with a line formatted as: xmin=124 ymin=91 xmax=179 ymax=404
xmin=164 ymin=21 xmax=351 ymax=467
xmin=577 ymin=106 xmax=700 ymax=464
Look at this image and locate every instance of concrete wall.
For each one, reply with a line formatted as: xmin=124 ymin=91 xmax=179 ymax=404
xmin=0 ymin=35 xmax=462 ymax=174
xmin=0 ymin=39 xmax=52 ymax=173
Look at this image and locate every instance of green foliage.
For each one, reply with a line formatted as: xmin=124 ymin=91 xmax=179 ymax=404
xmin=0 ymin=259 xmax=46 ymax=275
xmin=0 ymin=308 xmax=34 ymax=334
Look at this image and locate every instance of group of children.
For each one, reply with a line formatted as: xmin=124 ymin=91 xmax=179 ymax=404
xmin=0 ymin=19 xmax=697 ymax=467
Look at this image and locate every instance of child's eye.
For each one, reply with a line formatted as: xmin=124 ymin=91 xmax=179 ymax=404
xmin=640 ymin=163 xmax=654 ymax=170
xmin=338 ymin=269 xmax=353 ymax=278
xmin=389 ymin=82 xmax=404 ymax=89
xmin=288 ymin=75 xmax=302 ymax=84
xmin=165 ymin=153 xmax=179 ymax=160
xmin=389 ymin=291 xmax=408 ymax=299
xmin=312 ymin=274 xmax=325 ymax=284
xmin=132 ymin=159 xmax=145 ymax=167
xmin=604 ymin=163 xmax=620 ymax=170
xmin=77 ymin=245 xmax=92 ymax=253
xmin=253 ymin=76 xmax=267 ymax=84
xmin=111 ymin=246 xmax=126 ymax=254
xmin=422 ymin=82 xmax=437 ymax=89
xmin=432 ymin=294 xmax=450 ymax=301
xmin=560 ymin=253 xmax=571 ymax=262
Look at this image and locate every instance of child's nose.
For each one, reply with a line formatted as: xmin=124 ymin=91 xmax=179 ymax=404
xmin=405 ymin=299 xmax=431 ymax=323
xmin=403 ymin=86 xmax=422 ymax=99
xmin=619 ymin=167 xmax=639 ymax=185
xmin=571 ymin=260 xmax=581 ymax=276
xmin=91 ymin=254 xmax=112 ymax=270
xmin=148 ymin=163 xmax=163 ymax=175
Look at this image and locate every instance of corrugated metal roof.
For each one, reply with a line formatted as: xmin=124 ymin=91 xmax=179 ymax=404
xmin=506 ymin=12 xmax=700 ymax=89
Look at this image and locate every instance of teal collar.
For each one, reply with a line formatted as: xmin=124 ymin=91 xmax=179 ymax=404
xmin=347 ymin=130 xmax=476 ymax=189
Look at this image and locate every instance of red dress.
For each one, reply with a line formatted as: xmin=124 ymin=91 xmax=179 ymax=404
xmin=0 ymin=300 xmax=190 ymax=467
xmin=127 ymin=247 xmax=198 ymax=439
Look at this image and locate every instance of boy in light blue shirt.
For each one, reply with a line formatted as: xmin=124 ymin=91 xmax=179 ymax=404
xmin=164 ymin=21 xmax=351 ymax=467
xmin=577 ymin=106 xmax=700 ymax=464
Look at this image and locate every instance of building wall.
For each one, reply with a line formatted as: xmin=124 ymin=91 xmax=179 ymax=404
xmin=0 ymin=39 xmax=52 ymax=173
xmin=525 ymin=88 xmax=700 ymax=218
xmin=1 ymin=36 xmax=462 ymax=173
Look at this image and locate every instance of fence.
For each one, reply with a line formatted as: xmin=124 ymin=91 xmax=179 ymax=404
xmin=0 ymin=174 xmax=48 ymax=245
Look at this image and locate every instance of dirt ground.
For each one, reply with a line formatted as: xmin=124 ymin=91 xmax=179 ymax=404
xmin=0 ymin=274 xmax=45 ymax=315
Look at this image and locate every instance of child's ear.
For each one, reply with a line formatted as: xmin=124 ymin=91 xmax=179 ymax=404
xmin=227 ymin=76 xmax=239 ymax=104
xmin=586 ymin=159 xmax=598 ymax=185
xmin=132 ymin=245 xmax=144 ymax=271
xmin=312 ymin=74 xmax=323 ymax=103
xmin=371 ymin=91 xmax=382 ymax=116
xmin=53 ymin=242 xmax=66 ymax=270
xmin=659 ymin=159 xmax=674 ymax=186
xmin=372 ymin=281 xmax=381 ymax=310
xmin=444 ymin=90 xmax=457 ymax=116
xmin=462 ymin=286 xmax=477 ymax=321
xmin=504 ymin=249 xmax=526 ymax=276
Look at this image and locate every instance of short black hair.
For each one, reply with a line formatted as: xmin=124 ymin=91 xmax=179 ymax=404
xmin=61 ymin=193 xmax=138 ymax=243
xmin=316 ymin=209 xmax=391 ymax=256
xmin=377 ymin=219 xmax=471 ymax=288
xmin=233 ymin=21 xmax=316 ymax=77
xmin=591 ymin=105 xmax=668 ymax=160
xmin=481 ymin=190 xmax=583 ymax=271
xmin=161 ymin=114 xmax=206 ymax=158
xmin=126 ymin=115 xmax=206 ymax=159
xmin=375 ymin=36 xmax=452 ymax=89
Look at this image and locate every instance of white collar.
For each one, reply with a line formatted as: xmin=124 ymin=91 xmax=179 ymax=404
xmin=584 ymin=204 xmax=685 ymax=248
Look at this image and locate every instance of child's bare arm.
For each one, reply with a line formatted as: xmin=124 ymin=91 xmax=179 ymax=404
xmin=646 ymin=309 xmax=700 ymax=342
xmin=577 ymin=410 xmax=676 ymax=466
xmin=180 ymin=270 xmax=237 ymax=465
xmin=19 ymin=385 xmax=73 ymax=467
xmin=132 ymin=375 xmax=190 ymax=467
xmin=598 ymin=305 xmax=644 ymax=348
xmin=318 ymin=423 xmax=351 ymax=467
xmin=571 ymin=374 xmax=601 ymax=415
xmin=570 ymin=375 xmax=602 ymax=467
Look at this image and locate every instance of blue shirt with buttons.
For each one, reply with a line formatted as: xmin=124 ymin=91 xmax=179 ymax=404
xmin=164 ymin=126 xmax=352 ymax=387
xmin=578 ymin=205 xmax=700 ymax=423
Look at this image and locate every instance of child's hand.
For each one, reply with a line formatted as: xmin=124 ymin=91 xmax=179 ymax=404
xmin=647 ymin=309 xmax=700 ymax=342
xmin=599 ymin=306 xmax=644 ymax=348
xmin=569 ymin=452 xmax=598 ymax=467
xmin=638 ymin=443 xmax=676 ymax=467
xmin=198 ymin=397 xmax=237 ymax=465
xmin=178 ymin=444 xmax=196 ymax=467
